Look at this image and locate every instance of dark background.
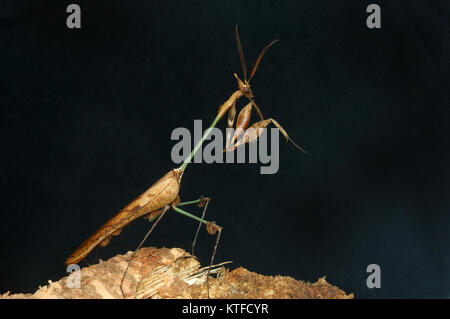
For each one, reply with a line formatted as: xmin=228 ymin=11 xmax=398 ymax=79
xmin=0 ymin=0 xmax=449 ymax=298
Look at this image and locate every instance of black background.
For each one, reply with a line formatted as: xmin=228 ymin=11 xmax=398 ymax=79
xmin=0 ymin=1 xmax=449 ymax=298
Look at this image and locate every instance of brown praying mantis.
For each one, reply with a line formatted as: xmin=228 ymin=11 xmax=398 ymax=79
xmin=65 ymin=25 xmax=304 ymax=297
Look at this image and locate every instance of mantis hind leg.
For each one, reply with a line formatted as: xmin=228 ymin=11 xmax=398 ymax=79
xmin=120 ymin=205 xmax=170 ymax=297
xmin=172 ymin=199 xmax=222 ymax=298
xmin=176 ymin=196 xmax=211 ymax=255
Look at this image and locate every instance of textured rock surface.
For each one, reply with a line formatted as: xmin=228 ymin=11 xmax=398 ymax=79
xmin=1 ymin=247 xmax=353 ymax=299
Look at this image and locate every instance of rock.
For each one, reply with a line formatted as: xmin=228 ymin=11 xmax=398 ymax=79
xmin=1 ymin=247 xmax=353 ymax=299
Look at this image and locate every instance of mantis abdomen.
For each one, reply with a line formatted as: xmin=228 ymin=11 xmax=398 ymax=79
xmin=65 ymin=169 xmax=182 ymax=265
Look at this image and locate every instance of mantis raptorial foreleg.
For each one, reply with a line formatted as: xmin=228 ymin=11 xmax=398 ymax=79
xmin=224 ymin=100 xmax=307 ymax=153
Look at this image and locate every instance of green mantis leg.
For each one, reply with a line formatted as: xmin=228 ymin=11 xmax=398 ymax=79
xmin=176 ymin=196 xmax=211 ymax=255
xmin=172 ymin=200 xmax=221 ymax=298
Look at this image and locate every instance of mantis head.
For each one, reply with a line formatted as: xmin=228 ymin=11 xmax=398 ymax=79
xmin=235 ymin=25 xmax=279 ymax=99
xmin=234 ymin=72 xmax=253 ymax=99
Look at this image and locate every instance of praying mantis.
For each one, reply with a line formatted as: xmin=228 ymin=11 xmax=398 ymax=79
xmin=65 ymin=25 xmax=304 ymax=297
